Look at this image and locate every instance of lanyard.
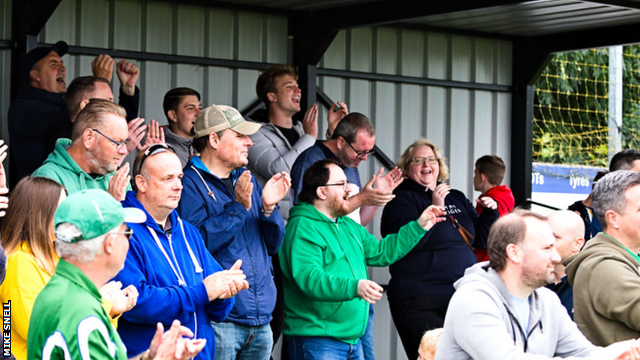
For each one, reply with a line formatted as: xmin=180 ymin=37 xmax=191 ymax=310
xmin=148 ymin=218 xmax=203 ymax=286
xmin=603 ymin=232 xmax=640 ymax=265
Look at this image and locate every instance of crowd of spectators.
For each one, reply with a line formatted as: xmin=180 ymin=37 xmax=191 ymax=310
xmin=5 ymin=40 xmax=640 ymax=360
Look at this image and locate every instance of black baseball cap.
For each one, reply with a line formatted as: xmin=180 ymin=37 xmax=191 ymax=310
xmin=21 ymin=41 xmax=68 ymax=84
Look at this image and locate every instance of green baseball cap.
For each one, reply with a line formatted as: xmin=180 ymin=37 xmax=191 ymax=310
xmin=192 ymin=104 xmax=261 ymax=139
xmin=54 ymin=189 xmax=146 ymax=243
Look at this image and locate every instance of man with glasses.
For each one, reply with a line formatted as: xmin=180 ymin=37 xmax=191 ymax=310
xmin=291 ymin=112 xmax=402 ymax=227
xmin=112 ymin=143 xmax=249 ymax=360
xmin=33 ymin=99 xmax=132 ymax=200
xmin=280 ymin=159 xmax=445 ymax=360
xmin=28 ymin=189 xmax=208 ymax=360
xmin=178 ymin=105 xmax=289 ymax=360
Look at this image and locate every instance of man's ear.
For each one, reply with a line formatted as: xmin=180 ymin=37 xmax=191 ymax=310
xmin=481 ymin=173 xmax=488 ymax=184
xmin=83 ymin=128 xmax=96 ymax=149
xmin=135 ymin=174 xmax=147 ymax=193
xmin=29 ymin=69 xmax=40 ymax=83
xmin=79 ymin=99 xmax=90 ymax=112
xmin=316 ymin=186 xmax=327 ymax=201
xmin=336 ymin=136 xmax=345 ymax=151
xmin=103 ymin=234 xmax=115 ymax=255
xmin=267 ymin=92 xmax=277 ymax=103
xmin=573 ymin=237 xmax=586 ymax=252
xmin=209 ymin=132 xmax=219 ymax=150
xmin=506 ymin=243 xmax=522 ymax=264
xmin=605 ymin=210 xmax=619 ymax=229
xmin=167 ymin=109 xmax=178 ymax=123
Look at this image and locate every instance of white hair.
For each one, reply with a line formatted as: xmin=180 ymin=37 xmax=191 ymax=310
xmin=55 ymin=223 xmax=113 ymax=263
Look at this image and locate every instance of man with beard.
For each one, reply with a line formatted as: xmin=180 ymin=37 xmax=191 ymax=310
xmin=33 ymin=99 xmax=131 ymax=201
xmin=565 ymin=171 xmax=640 ymax=346
xmin=434 ymin=210 xmax=637 ymax=360
xmin=279 ymin=159 xmax=445 ymax=360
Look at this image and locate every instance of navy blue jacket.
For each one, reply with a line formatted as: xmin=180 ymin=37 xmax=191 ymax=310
xmin=380 ymin=179 xmax=499 ymax=301
xmin=178 ymin=156 xmax=286 ymax=326
xmin=114 ymin=191 xmax=234 ymax=360
xmin=8 ymin=85 xmax=67 ymax=187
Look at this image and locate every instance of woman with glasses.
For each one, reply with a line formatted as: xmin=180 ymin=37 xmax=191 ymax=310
xmin=0 ymin=177 xmax=135 ymax=360
xmin=380 ymin=139 xmax=499 ymax=360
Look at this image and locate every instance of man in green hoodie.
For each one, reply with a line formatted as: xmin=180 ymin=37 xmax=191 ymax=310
xmin=279 ymin=159 xmax=445 ymax=360
xmin=33 ymin=99 xmax=131 ymax=201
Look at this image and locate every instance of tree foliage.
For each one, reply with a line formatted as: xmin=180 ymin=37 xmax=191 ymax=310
xmin=533 ymin=46 xmax=640 ymax=167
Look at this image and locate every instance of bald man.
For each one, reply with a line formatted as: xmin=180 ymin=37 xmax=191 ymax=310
xmin=548 ymin=210 xmax=586 ymax=320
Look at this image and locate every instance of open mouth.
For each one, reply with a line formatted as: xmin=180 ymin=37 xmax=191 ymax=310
xmin=421 ymin=170 xmax=432 ymax=175
xmin=292 ymin=96 xmax=300 ymax=104
xmin=56 ymin=74 xmax=65 ymax=85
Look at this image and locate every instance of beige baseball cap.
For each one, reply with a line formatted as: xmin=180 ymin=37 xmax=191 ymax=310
xmin=192 ymin=105 xmax=262 ymax=138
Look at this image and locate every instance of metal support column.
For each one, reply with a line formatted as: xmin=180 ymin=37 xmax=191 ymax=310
xmin=510 ymin=42 xmax=553 ymax=207
xmin=608 ymin=46 xmax=623 ymax=162
xmin=290 ymin=17 xmax=337 ymax=111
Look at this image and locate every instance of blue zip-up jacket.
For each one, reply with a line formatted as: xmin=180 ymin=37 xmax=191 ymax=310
xmin=178 ymin=156 xmax=286 ymax=326
xmin=114 ymin=191 xmax=234 ymax=359
xmin=380 ymin=179 xmax=499 ymax=301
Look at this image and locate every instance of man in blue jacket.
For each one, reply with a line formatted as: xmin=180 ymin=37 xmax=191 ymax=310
xmin=178 ymin=105 xmax=289 ymax=360
xmin=113 ymin=143 xmax=249 ymax=360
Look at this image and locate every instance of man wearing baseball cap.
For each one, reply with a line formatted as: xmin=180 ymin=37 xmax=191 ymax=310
xmin=8 ymin=41 xmax=142 ymax=188
xmin=27 ymin=189 xmax=206 ymax=360
xmin=178 ymin=105 xmax=290 ymax=360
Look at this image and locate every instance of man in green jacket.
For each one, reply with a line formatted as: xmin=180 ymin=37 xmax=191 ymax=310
xmin=33 ymin=99 xmax=131 ymax=201
xmin=27 ymin=189 xmax=206 ymax=360
xmin=279 ymin=159 xmax=445 ymax=360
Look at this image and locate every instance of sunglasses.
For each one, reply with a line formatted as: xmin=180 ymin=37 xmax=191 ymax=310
xmin=138 ymin=143 xmax=177 ymax=172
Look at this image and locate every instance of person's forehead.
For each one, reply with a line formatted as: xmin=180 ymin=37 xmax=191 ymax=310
xmin=35 ymin=51 xmax=62 ymax=69
xmin=353 ymin=130 xmax=375 ymax=145
xmin=179 ymin=95 xmax=200 ymax=107
xmin=523 ymin=217 xmax=554 ymax=247
xmin=413 ymin=144 xmax=435 ymax=157
xmin=93 ymin=82 xmax=114 ymax=98
xmin=276 ymin=74 xmax=296 ymax=86
xmin=327 ymin=164 xmax=347 ymax=181
xmin=146 ymin=151 xmax=182 ymax=174
xmin=99 ymin=114 xmax=128 ymax=137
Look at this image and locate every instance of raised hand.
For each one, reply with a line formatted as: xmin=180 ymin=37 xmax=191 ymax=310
xmin=101 ymin=281 xmax=138 ymax=316
xmin=359 ymin=174 xmax=395 ymax=207
xmin=107 ymin=163 xmax=130 ymax=202
xmin=138 ymin=119 xmax=165 ymax=152
xmin=373 ymin=166 xmax=403 ymax=194
xmin=418 ymin=205 xmax=447 ymax=230
xmin=117 ymin=60 xmax=139 ymax=96
xmin=302 ymin=104 xmax=319 ymax=138
xmin=235 ymin=171 xmax=253 ymax=210
xmin=202 ymin=260 xmax=249 ymax=301
xmin=432 ymin=183 xmax=450 ymax=207
xmin=91 ymin=54 xmax=115 ymax=82
xmin=126 ymin=118 xmax=147 ymax=154
xmin=326 ymin=101 xmax=349 ymax=137
xmin=262 ymin=172 xmax=291 ymax=212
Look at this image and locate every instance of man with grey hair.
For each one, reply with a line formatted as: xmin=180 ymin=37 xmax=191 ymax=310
xmin=27 ymin=189 xmax=207 ymax=360
xmin=33 ymin=99 xmax=131 ymax=200
xmin=566 ymin=170 xmax=640 ymax=346
xmin=435 ymin=210 xmax=639 ymax=360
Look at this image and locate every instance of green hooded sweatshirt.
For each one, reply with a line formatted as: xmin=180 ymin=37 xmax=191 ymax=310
xmin=280 ymin=202 xmax=428 ymax=344
xmin=32 ymin=138 xmax=130 ymax=194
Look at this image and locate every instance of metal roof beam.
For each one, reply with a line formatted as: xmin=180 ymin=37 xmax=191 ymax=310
xmin=532 ymin=21 xmax=640 ymax=53
xmin=584 ymin=0 xmax=640 ymax=10
xmin=304 ymin=0 xmax=527 ymax=30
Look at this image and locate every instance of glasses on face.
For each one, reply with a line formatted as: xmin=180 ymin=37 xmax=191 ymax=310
xmin=111 ymin=226 xmax=134 ymax=240
xmin=345 ymin=140 xmax=375 ymax=160
xmin=92 ymin=129 xmax=129 ymax=149
xmin=322 ymin=180 xmax=351 ymax=190
xmin=410 ymin=156 xmax=438 ymax=166
xmin=138 ymin=143 xmax=177 ymax=173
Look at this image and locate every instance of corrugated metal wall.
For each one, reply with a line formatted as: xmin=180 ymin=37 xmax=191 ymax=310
xmin=0 ymin=0 xmax=513 ymax=359
xmin=0 ymin=0 xmax=12 ymax=141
